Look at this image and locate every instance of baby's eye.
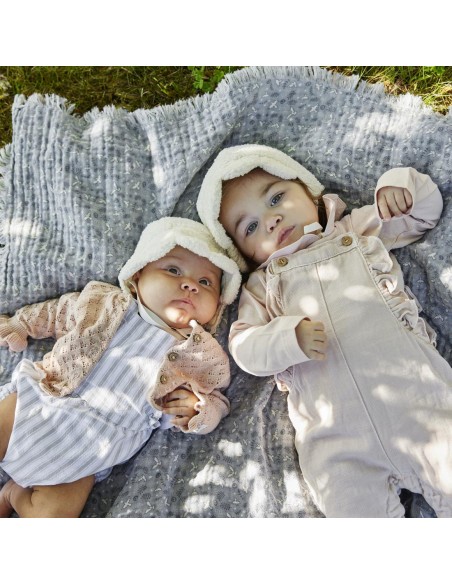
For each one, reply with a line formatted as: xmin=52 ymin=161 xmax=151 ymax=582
xmin=270 ymin=193 xmax=283 ymax=206
xmin=199 ymin=278 xmax=211 ymax=286
xmin=166 ymin=266 xmax=181 ymax=275
xmin=245 ymin=221 xmax=258 ymax=236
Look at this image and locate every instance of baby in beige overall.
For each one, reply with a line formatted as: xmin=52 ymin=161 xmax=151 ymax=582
xmin=197 ymin=144 xmax=452 ymax=518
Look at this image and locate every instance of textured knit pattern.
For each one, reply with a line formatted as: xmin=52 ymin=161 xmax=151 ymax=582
xmin=1 ymin=66 xmax=449 ymax=517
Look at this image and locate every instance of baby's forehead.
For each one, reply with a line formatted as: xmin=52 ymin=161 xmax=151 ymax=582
xmin=163 ymin=245 xmax=222 ymax=275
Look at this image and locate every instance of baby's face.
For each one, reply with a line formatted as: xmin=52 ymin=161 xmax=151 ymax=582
xmin=135 ymin=246 xmax=222 ymax=329
xmin=219 ymin=169 xmax=319 ymax=265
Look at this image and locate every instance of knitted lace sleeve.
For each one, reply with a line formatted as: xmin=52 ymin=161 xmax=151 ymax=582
xmin=186 ymin=389 xmax=230 ymax=435
xmin=0 ymin=292 xmax=80 ymax=352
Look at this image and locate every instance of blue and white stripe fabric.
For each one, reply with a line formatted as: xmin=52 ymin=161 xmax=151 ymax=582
xmin=0 ymin=304 xmax=176 ymax=487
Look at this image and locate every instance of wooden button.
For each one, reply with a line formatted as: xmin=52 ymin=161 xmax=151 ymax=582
xmin=168 ymin=352 xmax=178 ymax=362
xmin=159 ymin=374 xmax=168 ymax=384
xmin=193 ymin=333 xmax=202 ymax=343
xmin=341 ymin=236 xmax=353 ymax=246
xmin=277 ymin=257 xmax=288 ymax=267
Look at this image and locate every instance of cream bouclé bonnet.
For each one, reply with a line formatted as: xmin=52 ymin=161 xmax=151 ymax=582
xmin=118 ymin=217 xmax=242 ymax=331
xmin=196 ymin=144 xmax=324 ymax=272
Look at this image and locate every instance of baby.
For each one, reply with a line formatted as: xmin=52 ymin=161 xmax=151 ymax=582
xmin=0 ymin=217 xmax=241 ymax=517
xmin=197 ymin=144 xmax=452 ymax=518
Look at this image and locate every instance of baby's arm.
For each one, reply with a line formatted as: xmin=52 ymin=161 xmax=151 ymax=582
xmin=0 ymin=292 xmax=80 ymax=352
xmin=230 ymin=272 xmax=323 ymax=377
xmin=350 ymin=167 xmax=443 ymax=250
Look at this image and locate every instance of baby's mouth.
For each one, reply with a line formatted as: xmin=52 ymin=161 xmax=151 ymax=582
xmin=278 ymin=226 xmax=295 ymax=245
xmin=174 ymin=298 xmax=194 ymax=308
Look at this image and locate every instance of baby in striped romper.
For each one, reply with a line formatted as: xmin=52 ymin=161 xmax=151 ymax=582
xmin=0 ymin=217 xmax=241 ymax=518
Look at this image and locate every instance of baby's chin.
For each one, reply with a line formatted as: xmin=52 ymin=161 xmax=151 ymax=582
xmin=163 ymin=307 xmax=209 ymax=329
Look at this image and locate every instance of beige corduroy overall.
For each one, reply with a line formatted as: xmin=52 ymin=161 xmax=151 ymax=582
xmin=229 ymin=168 xmax=452 ymax=517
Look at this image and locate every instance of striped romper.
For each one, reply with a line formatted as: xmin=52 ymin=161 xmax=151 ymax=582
xmin=0 ymin=303 xmax=176 ymax=487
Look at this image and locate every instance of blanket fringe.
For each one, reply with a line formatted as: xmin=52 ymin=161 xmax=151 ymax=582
xmin=218 ymin=66 xmax=440 ymax=115
xmin=134 ymin=66 xmax=441 ymax=128
xmin=219 ymin=65 xmax=362 ymax=93
xmin=14 ymin=93 xmax=76 ymax=115
xmin=0 ymin=143 xmax=11 ymax=251
xmin=83 ymin=104 xmax=129 ymax=123
xmin=134 ymin=92 xmax=210 ymax=124
xmin=11 ymin=67 xmax=443 ymax=133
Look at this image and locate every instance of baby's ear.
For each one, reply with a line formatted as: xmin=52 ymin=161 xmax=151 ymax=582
xmin=132 ymin=270 xmax=141 ymax=282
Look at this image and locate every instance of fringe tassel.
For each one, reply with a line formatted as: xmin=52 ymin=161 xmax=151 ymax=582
xmin=83 ymin=104 xmax=129 ymax=124
xmin=0 ymin=144 xmax=11 ymax=251
xmin=13 ymin=93 xmax=76 ymax=115
xmin=218 ymin=66 xmax=439 ymax=116
xmin=10 ymin=67 xmax=443 ymax=133
xmin=134 ymin=66 xmax=442 ymax=129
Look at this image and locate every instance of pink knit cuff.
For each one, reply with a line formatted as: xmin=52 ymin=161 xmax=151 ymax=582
xmin=0 ymin=315 xmax=29 ymax=352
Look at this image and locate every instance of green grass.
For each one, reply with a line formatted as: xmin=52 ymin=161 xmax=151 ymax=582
xmin=0 ymin=66 xmax=451 ymax=150
xmin=327 ymin=66 xmax=452 ymax=112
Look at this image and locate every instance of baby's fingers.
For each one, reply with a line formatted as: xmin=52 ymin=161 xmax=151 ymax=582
xmin=393 ymin=188 xmax=412 ymax=214
xmin=402 ymin=188 xmax=413 ymax=210
xmin=377 ymin=187 xmax=412 ymax=221
xmin=166 ymin=388 xmax=191 ymax=401
xmin=383 ymin=191 xmax=402 ymax=218
xmin=163 ymin=404 xmax=193 ymax=416
xmin=378 ymin=194 xmax=391 ymax=221
xmin=306 ymin=348 xmax=326 ymax=361
xmin=171 ymin=416 xmax=190 ymax=428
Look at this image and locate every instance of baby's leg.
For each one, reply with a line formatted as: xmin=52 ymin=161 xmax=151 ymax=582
xmin=0 ymin=391 xmax=17 ymax=460
xmin=0 ymin=475 xmax=95 ymax=518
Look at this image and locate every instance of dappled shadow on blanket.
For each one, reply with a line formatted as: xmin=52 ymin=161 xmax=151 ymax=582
xmin=81 ymin=375 xmax=323 ymax=518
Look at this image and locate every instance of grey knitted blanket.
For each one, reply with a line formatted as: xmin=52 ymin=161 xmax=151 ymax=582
xmin=0 ymin=66 xmax=450 ymax=517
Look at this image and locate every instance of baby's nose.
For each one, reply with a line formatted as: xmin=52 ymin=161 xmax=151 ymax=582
xmin=267 ymin=214 xmax=282 ymax=232
xmin=181 ymin=280 xmax=198 ymax=293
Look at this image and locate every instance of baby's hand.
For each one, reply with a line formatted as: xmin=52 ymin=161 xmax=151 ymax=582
xmin=162 ymin=387 xmax=199 ymax=428
xmin=377 ymin=186 xmax=413 ymax=221
xmin=295 ymin=319 xmax=327 ymax=361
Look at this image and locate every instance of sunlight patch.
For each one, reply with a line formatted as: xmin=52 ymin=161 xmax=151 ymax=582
xmin=189 ymin=464 xmax=233 ymax=488
xmin=7 ymin=219 xmax=41 ymax=239
xmin=97 ymin=437 xmax=112 ymax=457
xmin=314 ymin=395 xmax=334 ymax=428
xmin=299 ymin=295 xmax=319 ymax=316
xmin=281 ymin=470 xmax=305 ymax=513
xmin=440 ymin=266 xmax=452 ymax=289
xmin=90 ymin=117 xmax=109 ymax=138
xmin=240 ymin=461 xmax=266 ymax=515
xmin=418 ymin=363 xmax=438 ymax=383
xmin=317 ymin=263 xmax=339 ymax=281
xmin=183 ymin=494 xmax=212 ymax=514
xmin=373 ymin=384 xmax=397 ymax=403
xmin=343 ymin=285 xmax=375 ymax=301
xmin=217 ymin=439 xmax=243 ymax=457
